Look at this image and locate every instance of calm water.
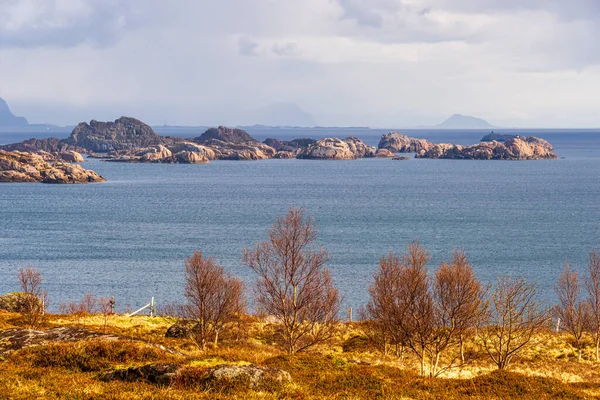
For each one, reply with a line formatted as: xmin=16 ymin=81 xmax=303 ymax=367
xmin=1 ymin=129 xmax=600 ymax=312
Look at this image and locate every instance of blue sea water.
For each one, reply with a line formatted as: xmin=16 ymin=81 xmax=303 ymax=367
xmin=1 ymin=128 xmax=600 ymax=312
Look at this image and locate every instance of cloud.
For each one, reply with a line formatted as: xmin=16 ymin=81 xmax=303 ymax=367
xmin=0 ymin=0 xmax=599 ymax=127
xmin=238 ymin=37 xmax=260 ymax=56
xmin=0 ymin=0 xmax=150 ymax=48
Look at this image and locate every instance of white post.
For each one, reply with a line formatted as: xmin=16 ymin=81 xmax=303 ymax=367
xmin=555 ymin=318 xmax=561 ymax=333
xmin=150 ymin=297 xmax=155 ymax=317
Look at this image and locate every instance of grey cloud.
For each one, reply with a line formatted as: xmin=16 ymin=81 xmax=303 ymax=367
xmin=272 ymin=42 xmax=298 ymax=56
xmin=238 ymin=37 xmax=260 ymax=56
xmin=0 ymin=0 xmax=151 ymax=48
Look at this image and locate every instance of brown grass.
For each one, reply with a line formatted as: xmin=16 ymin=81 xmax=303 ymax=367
xmin=2 ymin=312 xmax=600 ymax=399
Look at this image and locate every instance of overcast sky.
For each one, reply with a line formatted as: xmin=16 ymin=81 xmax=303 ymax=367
xmin=0 ymin=0 xmax=599 ymax=127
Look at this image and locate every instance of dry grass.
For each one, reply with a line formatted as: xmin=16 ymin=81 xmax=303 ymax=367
xmin=2 ymin=311 xmax=600 ymax=399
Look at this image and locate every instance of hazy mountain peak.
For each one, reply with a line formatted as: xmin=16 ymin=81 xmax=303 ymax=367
xmin=436 ymin=114 xmax=495 ymax=129
xmin=0 ymin=97 xmax=28 ymax=127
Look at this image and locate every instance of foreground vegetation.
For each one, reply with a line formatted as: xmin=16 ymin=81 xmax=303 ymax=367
xmin=3 ymin=207 xmax=600 ymax=398
xmin=3 ymin=311 xmax=600 ymax=399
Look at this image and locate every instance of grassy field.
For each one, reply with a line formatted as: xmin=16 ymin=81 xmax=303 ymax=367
xmin=2 ymin=311 xmax=600 ymax=399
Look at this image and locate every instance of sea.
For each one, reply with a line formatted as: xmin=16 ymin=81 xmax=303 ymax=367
xmin=1 ymin=127 xmax=599 ymax=313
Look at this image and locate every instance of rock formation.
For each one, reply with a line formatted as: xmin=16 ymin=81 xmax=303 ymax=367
xmin=0 ymin=137 xmax=82 ymax=154
xmin=96 ymin=143 xmax=212 ymax=164
xmin=65 ymin=117 xmax=180 ymax=152
xmin=0 ymin=150 xmax=105 ymax=183
xmin=481 ymin=133 xmax=519 ymax=142
xmin=195 ymin=126 xmax=258 ymax=145
xmin=296 ymin=137 xmax=377 ymax=160
xmin=378 ymin=132 xmax=433 ymax=153
xmin=193 ymin=126 xmax=276 ymax=160
xmin=416 ymin=136 xmax=558 ymax=160
xmin=263 ymin=138 xmax=316 ymax=152
xmin=375 ymin=149 xmax=395 ymax=158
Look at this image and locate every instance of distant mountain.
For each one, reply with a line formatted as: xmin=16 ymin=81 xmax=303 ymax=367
xmin=435 ymin=114 xmax=495 ymax=129
xmin=0 ymin=97 xmax=28 ymax=127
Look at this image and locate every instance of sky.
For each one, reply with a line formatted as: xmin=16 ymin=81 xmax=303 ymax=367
xmin=0 ymin=0 xmax=599 ymax=127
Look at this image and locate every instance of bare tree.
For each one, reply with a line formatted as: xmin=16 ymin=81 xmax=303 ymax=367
xmin=365 ymin=252 xmax=406 ymax=358
xmin=99 ymin=297 xmax=114 ymax=332
xmin=433 ymin=250 xmax=485 ymax=368
xmin=243 ymin=207 xmax=341 ymax=354
xmin=554 ymin=262 xmax=589 ymax=361
xmin=478 ymin=276 xmax=548 ymax=370
xmin=183 ymin=251 xmax=245 ymax=350
xmin=584 ymin=251 xmax=600 ymax=361
xmin=17 ymin=266 xmax=47 ymax=328
xmin=366 ymin=242 xmax=436 ymax=377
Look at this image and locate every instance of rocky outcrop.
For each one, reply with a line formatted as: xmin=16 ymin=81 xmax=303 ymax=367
xmin=65 ymin=117 xmax=180 ymax=152
xmin=0 ymin=327 xmax=121 ymax=354
xmin=165 ymin=321 xmax=195 ymax=339
xmin=194 ymin=126 xmax=258 ymax=145
xmin=0 ymin=137 xmax=83 ymax=154
xmin=344 ymin=136 xmax=377 ymax=158
xmin=376 ymin=149 xmax=395 ymax=158
xmin=378 ymin=132 xmax=433 ymax=153
xmin=58 ymin=151 xmax=85 ymax=163
xmin=481 ymin=133 xmax=519 ymax=142
xmin=296 ymin=137 xmax=376 ymax=160
xmin=263 ymin=138 xmax=316 ymax=153
xmin=0 ymin=150 xmax=105 ymax=183
xmin=102 ymin=363 xmax=180 ymax=386
xmin=0 ymin=326 xmax=183 ymax=356
xmin=98 ymin=143 xmax=212 ymax=164
xmin=193 ymin=127 xmax=276 ymax=160
xmin=416 ymin=136 xmax=558 ymax=160
xmin=0 ymin=292 xmax=40 ymax=313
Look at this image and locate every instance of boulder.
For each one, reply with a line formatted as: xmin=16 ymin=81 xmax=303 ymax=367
xmin=58 ymin=151 xmax=85 ymax=163
xmin=0 ymin=292 xmax=40 ymax=313
xmin=203 ymin=139 xmax=277 ymax=160
xmin=102 ymin=363 xmax=180 ymax=386
xmin=376 ymin=149 xmax=395 ymax=158
xmin=168 ymin=142 xmax=216 ymax=160
xmin=165 ymin=321 xmax=194 ymax=338
xmin=173 ymin=151 xmax=209 ymax=164
xmin=140 ymin=145 xmax=173 ymax=162
xmin=378 ymin=132 xmax=433 ymax=153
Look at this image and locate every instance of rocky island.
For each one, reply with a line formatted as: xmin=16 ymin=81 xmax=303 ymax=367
xmin=0 ymin=150 xmax=105 ymax=183
xmin=415 ymin=136 xmax=558 ymax=160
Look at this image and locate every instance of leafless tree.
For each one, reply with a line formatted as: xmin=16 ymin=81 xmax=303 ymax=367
xmin=433 ymin=250 xmax=485 ymax=368
xmin=554 ymin=262 xmax=590 ymax=361
xmin=99 ymin=297 xmax=114 ymax=332
xmin=183 ymin=251 xmax=245 ymax=350
xmin=243 ymin=207 xmax=341 ymax=354
xmin=17 ymin=266 xmax=47 ymax=328
xmin=366 ymin=243 xmax=436 ymax=377
xmin=478 ymin=276 xmax=549 ymax=370
xmin=584 ymin=251 xmax=600 ymax=361
xmin=365 ymin=252 xmax=405 ymax=357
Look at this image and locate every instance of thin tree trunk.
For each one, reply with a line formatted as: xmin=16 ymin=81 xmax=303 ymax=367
xmin=460 ymin=336 xmax=465 ymax=363
xmin=596 ymin=335 xmax=599 ymax=362
xmin=420 ymin=352 xmax=426 ymax=377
